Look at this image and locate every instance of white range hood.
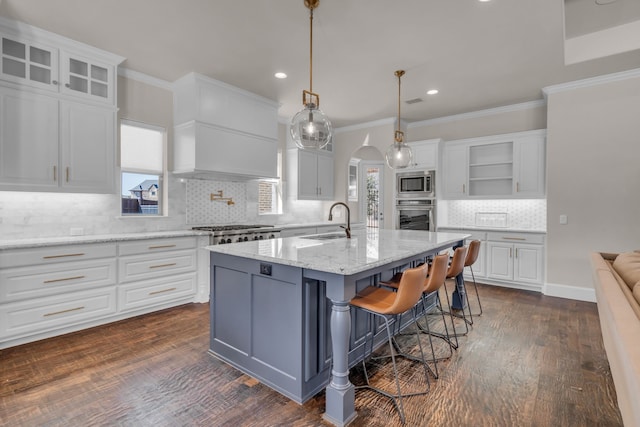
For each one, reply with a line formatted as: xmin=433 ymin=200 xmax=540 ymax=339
xmin=172 ymin=73 xmax=279 ymax=181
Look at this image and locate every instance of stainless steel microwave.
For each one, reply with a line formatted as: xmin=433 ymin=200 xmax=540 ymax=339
xmin=396 ymin=170 xmax=435 ymax=198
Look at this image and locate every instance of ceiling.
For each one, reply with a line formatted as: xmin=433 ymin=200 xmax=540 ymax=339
xmin=1 ymin=0 xmax=639 ymax=128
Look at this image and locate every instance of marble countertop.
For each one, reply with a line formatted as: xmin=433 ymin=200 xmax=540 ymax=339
xmin=0 ymin=230 xmax=206 ymax=250
xmin=206 ymin=228 xmax=470 ymax=276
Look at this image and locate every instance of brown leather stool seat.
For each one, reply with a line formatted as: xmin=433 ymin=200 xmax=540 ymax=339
xmin=350 ymin=263 xmax=430 ymax=424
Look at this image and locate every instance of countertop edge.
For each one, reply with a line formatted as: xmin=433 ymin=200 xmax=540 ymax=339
xmin=0 ymin=230 xmax=208 ymax=250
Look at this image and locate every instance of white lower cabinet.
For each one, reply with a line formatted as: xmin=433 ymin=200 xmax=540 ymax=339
xmin=438 ymin=228 xmax=545 ymax=291
xmin=486 ymin=232 xmax=544 ymax=289
xmin=0 ymin=235 xmax=200 ymax=349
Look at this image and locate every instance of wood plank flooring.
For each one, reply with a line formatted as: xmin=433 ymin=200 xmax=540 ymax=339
xmin=0 ymin=283 xmax=623 ymax=426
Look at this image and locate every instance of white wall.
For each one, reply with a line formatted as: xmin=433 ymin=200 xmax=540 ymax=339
xmin=545 ymin=72 xmax=640 ymax=289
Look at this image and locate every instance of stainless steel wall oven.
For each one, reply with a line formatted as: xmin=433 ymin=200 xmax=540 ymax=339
xmin=396 ymin=199 xmax=436 ymax=231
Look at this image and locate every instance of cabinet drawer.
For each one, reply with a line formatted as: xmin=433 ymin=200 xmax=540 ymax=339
xmin=0 ymin=243 xmax=117 ymax=268
xmin=486 ymin=232 xmax=545 ymax=244
xmin=118 ymin=237 xmax=196 ymax=256
xmin=0 ymin=258 xmax=116 ymax=303
xmin=0 ymin=287 xmax=117 ymax=339
xmin=118 ymin=273 xmax=197 ymax=312
xmin=118 ymin=249 xmax=197 ymax=283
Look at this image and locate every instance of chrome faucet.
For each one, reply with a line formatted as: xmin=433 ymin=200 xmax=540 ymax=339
xmin=328 ymin=202 xmax=351 ymax=238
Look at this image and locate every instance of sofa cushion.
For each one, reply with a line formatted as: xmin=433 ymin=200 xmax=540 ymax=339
xmin=612 ymin=251 xmax=640 ymax=290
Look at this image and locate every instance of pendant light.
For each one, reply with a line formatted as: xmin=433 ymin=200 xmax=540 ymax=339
xmin=290 ymin=0 xmax=333 ymax=150
xmin=385 ymin=70 xmax=413 ymax=169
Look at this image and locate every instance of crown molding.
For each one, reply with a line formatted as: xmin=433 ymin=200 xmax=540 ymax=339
xmin=542 ymin=67 xmax=640 ymax=98
xmin=407 ymin=100 xmax=546 ymax=129
xmin=118 ymin=68 xmax=173 ymax=91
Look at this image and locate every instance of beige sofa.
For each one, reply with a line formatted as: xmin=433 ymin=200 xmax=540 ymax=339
xmin=590 ymin=251 xmax=640 ymax=427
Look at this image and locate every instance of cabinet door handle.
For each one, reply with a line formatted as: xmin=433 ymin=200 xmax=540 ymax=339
xmin=148 ymin=244 xmax=176 ymax=250
xmin=44 ymin=275 xmax=85 ymax=284
xmin=65 ymin=83 xmax=71 ymax=88
xmin=462 ymin=184 xmax=465 ymax=193
xmin=149 ymin=263 xmax=177 ymax=269
xmin=515 ymin=248 xmax=518 ymax=258
xmin=516 ymin=182 xmax=520 ymax=192
xmin=502 ymin=237 xmax=526 ymax=241
xmin=43 ymin=306 xmax=84 ymax=317
xmin=66 ymin=167 xmax=70 ymax=182
xmin=149 ymin=287 xmax=177 ymax=296
xmin=52 ymin=80 xmax=58 ymax=85
xmin=53 ymin=165 xmax=57 ymax=182
xmin=509 ymin=248 xmax=512 ymax=258
xmin=43 ymin=253 xmax=85 ymax=259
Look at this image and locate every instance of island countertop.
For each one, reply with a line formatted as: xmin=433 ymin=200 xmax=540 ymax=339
xmin=205 ymin=228 xmax=470 ymax=276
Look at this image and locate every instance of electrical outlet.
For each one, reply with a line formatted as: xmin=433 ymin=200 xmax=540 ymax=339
xmin=70 ymin=227 xmax=84 ymax=236
xmin=559 ymin=215 xmax=568 ymax=225
xmin=260 ymin=263 xmax=272 ymax=276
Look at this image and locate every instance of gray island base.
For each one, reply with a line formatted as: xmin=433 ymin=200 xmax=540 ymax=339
xmin=206 ymin=229 xmax=470 ymax=426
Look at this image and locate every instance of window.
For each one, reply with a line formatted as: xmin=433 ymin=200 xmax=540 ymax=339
xmin=120 ymin=120 xmax=166 ymax=216
xmin=258 ymin=151 xmax=282 ymax=215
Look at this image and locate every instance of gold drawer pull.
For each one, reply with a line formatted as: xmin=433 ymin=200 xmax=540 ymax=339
xmin=148 ymin=244 xmax=176 ymax=250
xmin=43 ymin=306 xmax=85 ymax=317
xmin=501 ymin=237 xmax=526 ymax=241
xmin=149 ymin=263 xmax=177 ymax=269
xmin=149 ymin=287 xmax=177 ymax=296
xmin=43 ymin=253 xmax=85 ymax=259
xmin=44 ymin=275 xmax=86 ymax=284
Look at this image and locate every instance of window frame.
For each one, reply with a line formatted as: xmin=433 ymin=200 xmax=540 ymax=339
xmin=119 ymin=119 xmax=167 ymax=217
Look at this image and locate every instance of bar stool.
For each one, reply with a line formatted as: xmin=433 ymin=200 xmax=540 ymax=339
xmin=435 ymin=246 xmax=470 ymax=337
xmin=464 ymin=240 xmax=483 ymax=316
xmin=349 ymin=263 xmax=430 ymax=424
xmin=380 ymin=253 xmax=455 ymax=379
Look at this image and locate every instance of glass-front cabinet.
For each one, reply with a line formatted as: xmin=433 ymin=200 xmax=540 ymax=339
xmin=1 ymin=35 xmax=59 ymax=91
xmin=0 ymin=28 xmax=117 ymax=105
xmin=61 ymin=52 xmax=114 ymax=103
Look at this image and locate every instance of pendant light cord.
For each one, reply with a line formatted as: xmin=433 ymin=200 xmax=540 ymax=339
xmin=309 ymin=7 xmax=313 ymax=94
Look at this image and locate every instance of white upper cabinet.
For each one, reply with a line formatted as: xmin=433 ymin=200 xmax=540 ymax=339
xmin=442 ymin=130 xmax=546 ymax=199
xmin=296 ymin=149 xmax=334 ymax=201
xmin=172 ymin=73 xmax=279 ymax=180
xmin=442 ymin=144 xmax=468 ymax=198
xmin=59 ymin=100 xmax=115 ymax=193
xmin=1 ymin=36 xmax=59 ymax=92
xmin=59 ymin=52 xmax=115 ymax=104
xmin=0 ymin=17 xmax=123 ymax=193
xmin=0 ymin=88 xmax=59 ymax=189
xmin=406 ymin=139 xmax=440 ymax=170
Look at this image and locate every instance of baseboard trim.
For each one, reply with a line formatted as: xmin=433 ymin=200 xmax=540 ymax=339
xmin=543 ymin=282 xmax=596 ymax=303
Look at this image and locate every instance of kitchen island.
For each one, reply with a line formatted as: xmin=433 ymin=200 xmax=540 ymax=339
xmin=205 ymin=228 xmax=469 ymax=426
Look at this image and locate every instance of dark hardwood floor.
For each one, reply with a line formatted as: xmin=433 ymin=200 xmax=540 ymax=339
xmin=0 ymin=283 xmax=623 ymax=426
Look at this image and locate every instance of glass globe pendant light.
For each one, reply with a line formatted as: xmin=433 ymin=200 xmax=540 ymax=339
xmin=290 ymin=0 xmax=333 ymax=150
xmin=385 ymin=70 xmax=413 ymax=169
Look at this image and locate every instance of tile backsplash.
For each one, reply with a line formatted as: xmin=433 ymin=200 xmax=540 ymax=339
xmin=186 ymin=180 xmax=247 ymax=225
xmin=441 ymin=199 xmax=546 ymax=230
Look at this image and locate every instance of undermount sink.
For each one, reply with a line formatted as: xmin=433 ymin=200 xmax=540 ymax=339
xmin=301 ymin=233 xmax=346 ymax=240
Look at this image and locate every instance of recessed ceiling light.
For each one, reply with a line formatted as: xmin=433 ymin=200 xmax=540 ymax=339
xmin=274 ymin=72 xmax=287 ymax=79
xmin=478 ymin=0 xmax=491 ymax=2
xmin=595 ymin=0 xmax=618 ymax=4
xmin=427 ymin=89 xmax=439 ymax=95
